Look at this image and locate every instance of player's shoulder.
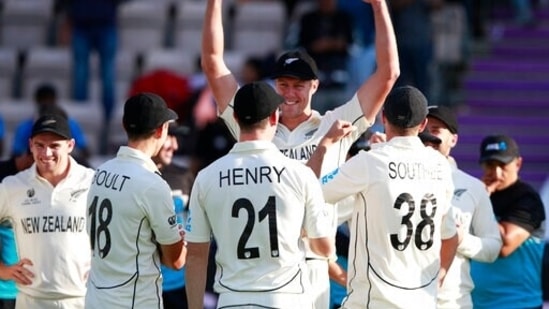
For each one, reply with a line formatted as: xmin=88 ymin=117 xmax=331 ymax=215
xmin=454 ymin=168 xmax=485 ymax=189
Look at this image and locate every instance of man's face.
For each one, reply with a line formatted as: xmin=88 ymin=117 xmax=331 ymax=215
xmin=481 ymin=157 xmax=521 ymax=191
xmin=425 ymin=117 xmax=457 ymax=157
xmin=274 ymin=77 xmax=318 ymax=120
xmin=154 ymin=135 xmax=179 ymax=167
xmin=29 ymin=132 xmax=74 ymax=176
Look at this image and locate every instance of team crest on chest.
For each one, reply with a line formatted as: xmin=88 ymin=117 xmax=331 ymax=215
xmin=22 ymin=188 xmax=41 ymax=206
xmin=304 ymin=129 xmax=317 ymax=140
xmin=69 ymin=188 xmax=87 ymax=202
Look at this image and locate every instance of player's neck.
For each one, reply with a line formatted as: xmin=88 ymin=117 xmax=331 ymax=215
xmin=280 ymin=113 xmax=311 ymax=131
xmin=127 ymin=139 xmax=160 ymax=158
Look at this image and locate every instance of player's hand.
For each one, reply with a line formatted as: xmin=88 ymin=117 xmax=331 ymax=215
xmin=369 ymin=131 xmax=386 ymax=144
xmin=319 ymin=120 xmax=356 ymax=147
xmin=0 ymin=258 xmax=35 ymax=285
xmin=482 ymin=175 xmax=500 ymax=194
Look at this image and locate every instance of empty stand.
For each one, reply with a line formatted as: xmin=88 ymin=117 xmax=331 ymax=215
xmin=231 ymin=1 xmax=286 ymax=57
xmin=0 ymin=0 xmax=54 ymax=49
xmin=118 ymin=0 xmax=169 ymax=53
xmin=0 ymin=48 xmax=18 ymax=99
xmin=22 ymin=47 xmax=72 ymax=100
xmin=142 ymin=48 xmax=195 ymax=76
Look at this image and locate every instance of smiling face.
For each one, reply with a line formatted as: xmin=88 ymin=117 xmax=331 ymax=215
xmin=29 ymin=132 xmax=74 ymax=178
xmin=154 ymin=135 xmax=179 ymax=168
xmin=274 ymin=76 xmax=319 ymax=125
xmin=425 ymin=116 xmax=458 ymax=157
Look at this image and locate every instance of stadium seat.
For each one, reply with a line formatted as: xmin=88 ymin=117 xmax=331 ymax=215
xmin=173 ymin=1 xmax=207 ymax=58
xmin=231 ymin=1 xmax=286 ymax=57
xmin=118 ymin=0 xmax=169 ymax=53
xmin=0 ymin=48 xmax=18 ymax=99
xmin=142 ymin=48 xmax=195 ymax=77
xmin=21 ymin=47 xmax=72 ymax=100
xmin=0 ymin=0 xmax=54 ymax=49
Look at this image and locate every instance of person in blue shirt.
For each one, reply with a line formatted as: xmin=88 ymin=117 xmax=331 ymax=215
xmin=0 ymin=220 xmax=17 ymax=309
xmin=11 ymin=84 xmax=90 ymax=166
xmin=152 ymin=123 xmax=194 ymax=309
xmin=0 ymin=151 xmax=34 ymax=309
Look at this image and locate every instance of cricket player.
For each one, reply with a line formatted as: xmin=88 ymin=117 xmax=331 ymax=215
xmin=185 ymin=81 xmax=335 ymax=309
xmin=201 ymin=0 xmax=399 ymax=307
xmin=311 ymin=86 xmax=459 ymax=308
xmin=0 ymin=113 xmax=94 ymax=309
xmin=85 ymin=93 xmax=187 ymax=308
xmin=423 ymin=106 xmax=502 ymax=309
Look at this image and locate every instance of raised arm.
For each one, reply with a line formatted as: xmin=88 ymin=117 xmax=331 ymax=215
xmin=356 ymin=0 xmax=400 ymax=125
xmin=201 ymin=0 xmax=239 ymax=114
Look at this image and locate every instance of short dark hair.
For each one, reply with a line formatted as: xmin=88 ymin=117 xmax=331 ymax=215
xmin=34 ymin=83 xmax=57 ymax=102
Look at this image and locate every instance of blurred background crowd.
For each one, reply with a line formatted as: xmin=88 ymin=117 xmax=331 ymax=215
xmin=0 ymin=0 xmax=548 ymax=200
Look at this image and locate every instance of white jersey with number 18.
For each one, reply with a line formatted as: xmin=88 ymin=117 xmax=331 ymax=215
xmin=85 ymin=146 xmax=181 ymax=309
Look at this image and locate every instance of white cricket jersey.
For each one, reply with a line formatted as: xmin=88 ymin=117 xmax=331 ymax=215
xmin=437 ymin=164 xmax=501 ymax=309
xmin=0 ymin=158 xmax=94 ymax=299
xmin=186 ymin=141 xmax=333 ymax=298
xmin=220 ymin=93 xmax=370 ymax=177
xmin=85 ymin=146 xmax=181 ymax=309
xmin=322 ymin=136 xmax=456 ymax=309
xmin=221 ymin=93 xmax=370 ymax=264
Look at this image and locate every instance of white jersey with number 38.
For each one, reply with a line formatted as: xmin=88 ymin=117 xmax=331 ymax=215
xmin=322 ymin=136 xmax=456 ymax=309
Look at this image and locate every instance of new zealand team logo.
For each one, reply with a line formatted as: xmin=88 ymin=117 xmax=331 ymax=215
xmin=453 ymin=188 xmax=467 ymax=199
xmin=69 ymin=189 xmax=87 ymax=202
xmin=27 ymin=188 xmax=35 ymax=198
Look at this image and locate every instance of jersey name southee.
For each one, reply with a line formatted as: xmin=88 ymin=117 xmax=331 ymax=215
xmin=21 ymin=216 xmax=86 ymax=234
xmin=92 ymin=169 xmax=131 ymax=192
xmin=219 ymin=166 xmax=286 ymax=187
xmin=279 ymin=144 xmax=317 ymax=161
xmin=388 ymin=161 xmax=444 ymax=180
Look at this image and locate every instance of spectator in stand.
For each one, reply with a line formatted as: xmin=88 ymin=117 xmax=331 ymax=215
xmin=59 ymin=0 xmax=126 ymax=154
xmin=152 ymin=123 xmax=194 ymax=309
xmin=298 ymin=0 xmax=354 ymax=114
xmin=0 ymin=116 xmax=4 ymax=157
xmin=338 ymin=0 xmax=376 ymax=97
xmin=11 ymin=84 xmax=90 ymax=166
xmin=471 ymin=134 xmax=546 ymax=309
xmin=389 ymin=0 xmax=443 ymax=101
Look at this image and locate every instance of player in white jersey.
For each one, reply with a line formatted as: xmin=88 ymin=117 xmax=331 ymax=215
xmin=421 ymin=106 xmax=502 ymax=309
xmin=310 ymin=86 xmax=459 ymax=308
xmin=0 ymin=113 xmax=94 ymax=309
xmin=85 ymin=93 xmax=186 ymax=309
xmin=201 ymin=0 xmax=399 ymax=307
xmin=185 ymin=82 xmax=335 ymax=309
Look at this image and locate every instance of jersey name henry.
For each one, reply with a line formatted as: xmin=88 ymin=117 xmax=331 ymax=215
xmin=21 ymin=215 xmax=86 ymax=234
xmin=279 ymin=145 xmax=317 ymax=161
xmin=91 ymin=169 xmax=131 ymax=192
xmin=388 ymin=161 xmax=444 ymax=180
xmin=219 ymin=166 xmax=286 ymax=187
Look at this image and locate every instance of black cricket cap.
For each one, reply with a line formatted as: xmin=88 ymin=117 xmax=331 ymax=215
xmin=234 ymin=81 xmax=284 ymax=125
xmin=123 ymin=92 xmax=178 ymax=134
xmin=479 ymin=135 xmax=520 ymax=164
xmin=271 ymin=50 xmax=319 ymax=80
xmin=31 ymin=113 xmax=72 ymax=139
xmin=419 ymin=131 xmax=442 ymax=145
xmin=427 ymin=105 xmax=459 ymax=134
xmin=383 ymin=86 xmax=428 ymax=128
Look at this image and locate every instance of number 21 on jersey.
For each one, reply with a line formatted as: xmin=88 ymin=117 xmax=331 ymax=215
xmin=232 ymin=196 xmax=279 ymax=260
